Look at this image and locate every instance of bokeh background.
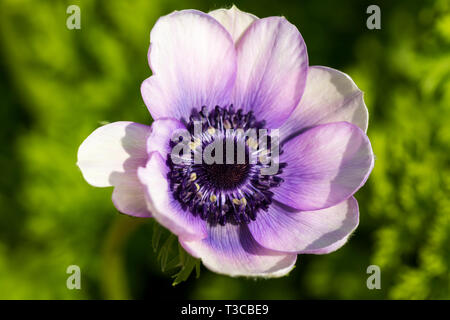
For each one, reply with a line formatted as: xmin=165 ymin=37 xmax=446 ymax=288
xmin=0 ymin=0 xmax=449 ymax=299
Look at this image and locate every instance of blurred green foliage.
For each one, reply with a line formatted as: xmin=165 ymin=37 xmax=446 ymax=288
xmin=0 ymin=0 xmax=448 ymax=299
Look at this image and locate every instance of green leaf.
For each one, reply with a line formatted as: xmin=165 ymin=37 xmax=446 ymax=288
xmin=172 ymin=245 xmax=202 ymax=286
xmin=151 ymin=221 xmax=201 ymax=285
xmin=152 ymin=219 xmax=165 ymax=252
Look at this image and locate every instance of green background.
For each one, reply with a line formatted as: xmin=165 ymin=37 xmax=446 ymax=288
xmin=0 ymin=0 xmax=449 ymax=299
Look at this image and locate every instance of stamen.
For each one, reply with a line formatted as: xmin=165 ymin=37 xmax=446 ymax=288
xmin=167 ymin=105 xmax=285 ymax=226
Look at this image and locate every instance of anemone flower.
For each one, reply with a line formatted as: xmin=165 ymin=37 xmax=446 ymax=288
xmin=77 ymin=6 xmax=374 ymax=278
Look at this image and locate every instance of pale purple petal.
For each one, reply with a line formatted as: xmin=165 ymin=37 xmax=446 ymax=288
xmin=141 ymin=10 xmax=237 ymax=120
xmin=248 ymin=197 xmax=359 ymax=253
xmin=138 ymin=152 xmax=207 ymax=241
xmin=300 ymin=234 xmax=351 ymax=254
xmin=147 ymin=117 xmax=186 ymax=156
xmin=208 ymin=5 xmax=258 ymax=43
xmin=274 ymin=122 xmax=374 ymax=211
xmin=180 ymin=223 xmax=297 ymax=277
xmin=111 ymin=174 xmax=151 ymax=218
xmin=77 ymin=121 xmax=152 ymax=217
xmin=280 ymin=66 xmax=368 ymax=142
xmin=233 ymin=17 xmax=308 ymax=128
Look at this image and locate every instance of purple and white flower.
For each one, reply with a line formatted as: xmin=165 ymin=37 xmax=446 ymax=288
xmin=77 ymin=6 xmax=374 ymax=278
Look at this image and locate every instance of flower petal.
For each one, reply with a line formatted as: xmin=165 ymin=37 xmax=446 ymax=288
xmin=233 ymin=16 xmax=308 ymax=128
xmin=77 ymin=122 xmax=150 ymax=187
xmin=77 ymin=121 xmax=152 ymax=217
xmin=111 ymin=174 xmax=151 ymax=218
xmin=300 ymin=234 xmax=351 ymax=254
xmin=180 ymin=223 xmax=297 ymax=277
xmin=138 ymin=152 xmax=207 ymax=241
xmin=248 ymin=197 xmax=359 ymax=253
xmin=208 ymin=5 xmax=258 ymax=43
xmin=141 ymin=10 xmax=237 ymax=120
xmin=147 ymin=117 xmax=186 ymax=156
xmin=274 ymin=122 xmax=374 ymax=211
xmin=280 ymin=66 xmax=368 ymax=142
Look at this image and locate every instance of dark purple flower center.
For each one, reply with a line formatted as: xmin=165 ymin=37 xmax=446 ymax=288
xmin=167 ymin=105 xmax=285 ymax=226
xmin=203 ymin=162 xmax=250 ymax=190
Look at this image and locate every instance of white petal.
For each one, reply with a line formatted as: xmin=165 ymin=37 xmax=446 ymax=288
xmin=77 ymin=122 xmax=150 ymax=187
xmin=280 ymin=66 xmax=368 ymax=142
xmin=111 ymin=174 xmax=152 ymax=218
xmin=208 ymin=5 xmax=258 ymax=43
xmin=77 ymin=122 xmax=152 ymax=217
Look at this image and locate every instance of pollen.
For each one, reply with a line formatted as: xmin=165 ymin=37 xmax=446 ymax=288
xmin=223 ymin=120 xmax=232 ymax=129
xmin=189 ymin=139 xmax=201 ymax=150
xmin=210 ymin=194 xmax=217 ymax=202
xmin=259 ymin=149 xmax=269 ymax=163
xmin=246 ymin=137 xmax=258 ymax=150
xmin=190 ymin=172 xmax=197 ymax=181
